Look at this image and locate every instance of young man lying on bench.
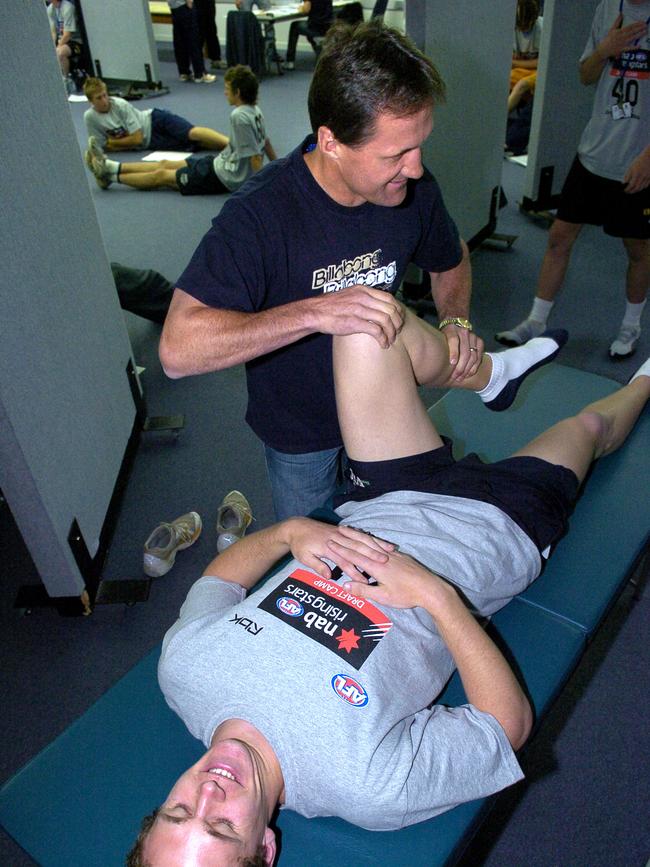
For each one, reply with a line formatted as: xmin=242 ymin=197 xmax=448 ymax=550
xmin=128 ymin=311 xmax=650 ymax=866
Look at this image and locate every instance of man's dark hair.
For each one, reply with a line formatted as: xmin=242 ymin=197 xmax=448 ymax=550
xmin=308 ymin=20 xmax=446 ymax=147
xmin=125 ymin=807 xmax=159 ymax=867
xmin=225 ymin=64 xmax=260 ymax=105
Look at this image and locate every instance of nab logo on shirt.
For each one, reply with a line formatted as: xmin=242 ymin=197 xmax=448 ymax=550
xmin=331 ymin=674 xmax=368 ymax=707
xmin=276 ymin=596 xmax=303 ymax=617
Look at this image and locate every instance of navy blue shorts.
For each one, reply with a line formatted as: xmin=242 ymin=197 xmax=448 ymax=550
xmin=149 ymin=108 xmax=194 ymax=150
xmin=176 ymin=156 xmax=229 ymax=196
xmin=335 ymin=438 xmax=580 ymax=555
xmin=558 ymin=155 xmax=650 ymax=239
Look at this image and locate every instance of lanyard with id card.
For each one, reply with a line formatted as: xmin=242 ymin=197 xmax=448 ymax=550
xmin=609 ymin=0 xmax=650 ymax=119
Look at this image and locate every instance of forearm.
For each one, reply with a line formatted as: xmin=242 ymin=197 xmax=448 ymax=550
xmin=106 ymin=130 xmax=144 ymax=151
xmin=512 ymin=56 xmax=538 ymax=70
xmin=420 ymin=582 xmax=532 ymax=748
xmin=202 ymin=521 xmax=294 ymax=590
xmin=580 ymin=49 xmax=608 ymax=85
xmin=159 ymin=291 xmax=320 ymax=377
xmin=264 ymin=138 xmax=277 ymax=161
xmin=429 ymin=239 xmax=471 ymax=320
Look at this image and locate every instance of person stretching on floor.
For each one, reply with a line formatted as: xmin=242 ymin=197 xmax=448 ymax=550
xmin=127 ymin=306 xmax=650 ymax=865
xmin=84 ymin=66 xmax=276 ymax=195
xmin=82 ymin=77 xmax=227 ymax=154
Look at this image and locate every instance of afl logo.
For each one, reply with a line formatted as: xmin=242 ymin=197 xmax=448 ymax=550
xmin=331 ymin=674 xmax=368 ymax=707
xmin=276 ymin=597 xmax=303 ymax=617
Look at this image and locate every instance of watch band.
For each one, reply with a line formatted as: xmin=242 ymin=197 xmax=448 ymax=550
xmin=438 ymin=317 xmax=473 ymax=332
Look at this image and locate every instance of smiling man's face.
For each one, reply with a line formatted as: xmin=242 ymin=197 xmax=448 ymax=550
xmin=143 ymin=738 xmax=276 ymax=866
xmin=322 ymin=104 xmax=434 ymax=208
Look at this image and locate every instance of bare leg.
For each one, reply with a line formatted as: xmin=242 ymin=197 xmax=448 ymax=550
xmin=118 ymin=159 xmax=188 ymax=175
xmin=507 ymin=77 xmax=532 ymax=114
xmin=189 ymin=126 xmax=229 ymax=151
xmin=56 ymin=43 xmax=72 ymax=75
xmin=117 ymin=167 xmax=181 ymax=191
xmin=622 ymin=237 xmax=650 ymax=304
xmin=536 ymin=218 xmax=583 ymax=302
xmin=333 ymin=315 xmax=446 ymax=461
xmin=334 ymin=308 xmax=567 ymax=460
xmin=511 ymin=372 xmax=650 ymax=484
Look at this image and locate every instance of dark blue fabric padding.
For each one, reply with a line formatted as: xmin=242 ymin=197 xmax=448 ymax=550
xmin=429 ymin=364 xmax=650 ymax=634
xmin=0 ymin=363 xmax=644 ymax=865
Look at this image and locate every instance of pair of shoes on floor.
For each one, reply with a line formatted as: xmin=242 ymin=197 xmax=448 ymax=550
xmin=196 ymin=72 xmax=217 ymax=83
xmin=83 ymin=136 xmax=111 ymax=188
xmin=497 ymin=318 xmax=642 ymax=358
xmin=609 ymin=324 xmax=641 ymax=358
xmin=142 ymin=491 xmax=253 ymax=576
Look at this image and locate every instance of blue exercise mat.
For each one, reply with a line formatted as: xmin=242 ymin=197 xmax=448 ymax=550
xmin=429 ymin=364 xmax=650 ymax=634
xmin=0 ymin=603 xmax=584 ymax=867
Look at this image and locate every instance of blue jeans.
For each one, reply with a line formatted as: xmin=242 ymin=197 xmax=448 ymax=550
xmin=264 ymin=444 xmax=346 ymax=521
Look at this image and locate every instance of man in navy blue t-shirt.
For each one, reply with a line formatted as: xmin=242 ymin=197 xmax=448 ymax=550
xmin=159 ymin=21 xmax=487 ymax=519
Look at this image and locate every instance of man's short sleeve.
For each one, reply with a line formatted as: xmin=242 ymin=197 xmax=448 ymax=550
xmin=230 ymin=111 xmax=264 ymax=159
xmin=403 ymin=703 xmax=524 ymax=824
xmin=161 ymin=576 xmax=245 ymax=656
xmin=410 ymin=170 xmax=463 ymax=275
xmin=114 ymin=98 xmax=143 ymax=136
xmin=62 ymin=2 xmax=77 ymax=32
xmin=177 ymin=199 xmax=268 ymax=312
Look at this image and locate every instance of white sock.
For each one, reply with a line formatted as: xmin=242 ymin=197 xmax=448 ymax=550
xmin=629 ymin=357 xmax=650 ymax=382
xmin=105 ymin=158 xmax=120 ymax=180
xmin=622 ymin=299 xmax=646 ymax=329
xmin=528 ymin=296 xmax=554 ymax=325
xmin=478 ymin=333 xmax=563 ymax=405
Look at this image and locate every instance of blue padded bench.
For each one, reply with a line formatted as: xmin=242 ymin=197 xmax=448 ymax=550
xmin=1 ymin=364 xmax=647 ymax=866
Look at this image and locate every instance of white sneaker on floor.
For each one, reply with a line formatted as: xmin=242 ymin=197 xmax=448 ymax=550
xmin=610 ymin=324 xmax=641 ymax=358
xmin=282 ymin=61 xmax=295 ymax=70
xmin=196 ymin=73 xmax=217 ymax=83
xmin=495 ymin=318 xmax=546 ymax=347
xmin=143 ymin=511 xmax=202 ymax=577
xmin=83 ymin=141 xmax=111 ymax=188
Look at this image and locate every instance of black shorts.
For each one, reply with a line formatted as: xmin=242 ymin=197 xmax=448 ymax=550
xmin=335 ymin=438 xmax=580 ymax=555
xmin=176 ymin=156 xmax=229 ymax=196
xmin=558 ymin=155 xmax=650 ymax=239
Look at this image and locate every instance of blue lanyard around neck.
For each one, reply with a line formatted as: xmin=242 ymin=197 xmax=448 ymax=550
xmin=618 ymin=0 xmax=650 ymax=44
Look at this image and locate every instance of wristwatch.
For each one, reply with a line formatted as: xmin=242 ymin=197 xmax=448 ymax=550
xmin=438 ymin=317 xmax=473 ymax=332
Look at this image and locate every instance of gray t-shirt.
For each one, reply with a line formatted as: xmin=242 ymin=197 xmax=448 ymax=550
xmin=83 ymin=97 xmax=153 ymax=149
xmin=47 ymin=1 xmax=80 ymax=42
xmin=513 ymin=16 xmax=543 ymax=58
xmin=578 ymin=0 xmax=650 ymax=181
xmin=213 ymin=104 xmax=268 ymax=191
xmin=159 ymin=492 xmax=533 ymax=829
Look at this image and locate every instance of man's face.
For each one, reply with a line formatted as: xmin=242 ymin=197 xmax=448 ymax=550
xmin=90 ymin=87 xmax=111 ymax=114
xmin=328 ymin=104 xmax=434 ymax=207
xmin=224 ymin=81 xmax=238 ymax=105
xmin=143 ymin=738 xmax=275 ymax=866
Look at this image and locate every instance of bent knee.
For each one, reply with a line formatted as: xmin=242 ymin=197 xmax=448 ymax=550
xmin=575 ymin=410 xmax=610 ymax=454
xmin=547 ymin=220 xmax=580 ymax=252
